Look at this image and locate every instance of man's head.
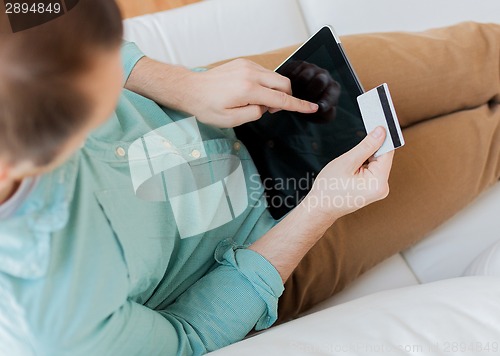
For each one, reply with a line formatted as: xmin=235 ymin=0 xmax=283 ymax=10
xmin=0 ymin=0 xmax=123 ymax=180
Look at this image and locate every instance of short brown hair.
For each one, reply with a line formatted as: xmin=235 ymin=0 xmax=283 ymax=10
xmin=0 ymin=0 xmax=123 ymax=166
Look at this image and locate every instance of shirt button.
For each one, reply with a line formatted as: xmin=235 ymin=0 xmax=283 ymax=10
xmin=191 ymin=149 xmax=201 ymax=159
xmin=116 ymin=147 xmax=126 ymax=157
xmin=311 ymin=142 xmax=319 ymax=151
xmin=267 ymin=140 xmax=275 ymax=149
xmin=233 ymin=141 xmax=241 ymax=151
xmin=162 ymin=140 xmax=172 ymax=149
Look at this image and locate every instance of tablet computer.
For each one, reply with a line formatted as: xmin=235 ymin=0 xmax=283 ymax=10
xmin=234 ymin=25 xmax=368 ymax=219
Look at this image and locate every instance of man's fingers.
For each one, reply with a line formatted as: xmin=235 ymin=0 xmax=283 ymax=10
xmin=229 ymin=105 xmax=268 ymax=126
xmin=234 ymin=64 xmax=319 ymax=114
xmin=345 ymin=127 xmax=387 ymax=172
xmin=255 ymin=71 xmax=319 ymax=114
xmin=256 ymin=71 xmax=293 ymax=96
xmin=249 ymin=87 xmax=318 ymax=114
xmin=367 ymin=150 xmax=394 ymax=181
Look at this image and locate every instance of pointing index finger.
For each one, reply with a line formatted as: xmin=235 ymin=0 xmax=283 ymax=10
xmin=251 ymin=87 xmax=319 ymax=114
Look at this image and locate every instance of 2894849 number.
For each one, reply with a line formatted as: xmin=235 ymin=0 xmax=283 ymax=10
xmin=5 ymin=2 xmax=61 ymax=14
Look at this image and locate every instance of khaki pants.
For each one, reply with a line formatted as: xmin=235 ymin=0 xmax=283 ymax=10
xmin=213 ymin=22 xmax=500 ymax=322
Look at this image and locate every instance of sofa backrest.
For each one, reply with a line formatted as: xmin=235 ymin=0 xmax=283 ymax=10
xmin=123 ymin=0 xmax=309 ymax=67
xmin=298 ymin=0 xmax=500 ymax=35
xmin=124 ymin=0 xmax=500 ymax=66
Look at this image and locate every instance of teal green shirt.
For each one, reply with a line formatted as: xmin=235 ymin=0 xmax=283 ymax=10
xmin=0 ymin=42 xmax=283 ymax=355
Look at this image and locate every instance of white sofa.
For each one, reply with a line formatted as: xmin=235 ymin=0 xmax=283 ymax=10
xmin=123 ymin=0 xmax=500 ymax=353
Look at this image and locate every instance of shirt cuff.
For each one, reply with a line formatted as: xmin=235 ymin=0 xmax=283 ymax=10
xmin=121 ymin=41 xmax=146 ymax=86
xmin=215 ymin=240 xmax=284 ymax=330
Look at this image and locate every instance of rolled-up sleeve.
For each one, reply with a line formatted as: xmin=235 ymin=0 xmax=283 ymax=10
xmin=35 ymin=248 xmax=281 ymax=355
xmin=121 ymin=41 xmax=145 ymax=85
xmin=163 ymin=242 xmax=284 ymax=354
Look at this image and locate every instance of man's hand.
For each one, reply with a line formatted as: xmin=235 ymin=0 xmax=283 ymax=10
xmin=249 ymin=126 xmax=394 ymax=282
xmin=186 ymin=59 xmax=319 ymax=127
xmin=305 ymin=126 xmax=393 ymax=221
xmin=125 ymin=57 xmax=318 ymax=128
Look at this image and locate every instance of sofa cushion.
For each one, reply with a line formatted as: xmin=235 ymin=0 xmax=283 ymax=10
xmin=210 ymin=276 xmax=500 ymax=355
xmin=299 ymin=0 xmax=500 ymax=36
xmin=464 ymin=239 xmax=500 ymax=277
xmin=123 ymin=0 xmax=309 ymax=67
xmin=403 ymin=183 xmax=500 ymax=283
xmin=301 ymin=254 xmax=419 ymax=316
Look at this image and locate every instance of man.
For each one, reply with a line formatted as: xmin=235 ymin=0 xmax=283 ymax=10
xmin=0 ymin=1 xmax=391 ymax=354
xmin=1 ymin=1 xmax=499 ymax=356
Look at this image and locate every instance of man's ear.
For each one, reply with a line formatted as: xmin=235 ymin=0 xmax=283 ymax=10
xmin=0 ymin=160 xmax=11 ymax=182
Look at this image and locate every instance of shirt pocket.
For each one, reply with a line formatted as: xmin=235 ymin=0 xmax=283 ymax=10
xmin=95 ymin=187 xmax=176 ymax=302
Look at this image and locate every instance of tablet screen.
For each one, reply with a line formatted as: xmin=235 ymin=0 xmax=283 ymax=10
xmin=275 ymin=27 xmax=367 ymax=151
xmin=234 ymin=26 xmax=367 ymax=219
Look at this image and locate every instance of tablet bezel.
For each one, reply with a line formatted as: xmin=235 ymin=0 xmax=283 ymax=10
xmin=275 ymin=25 xmax=365 ymax=105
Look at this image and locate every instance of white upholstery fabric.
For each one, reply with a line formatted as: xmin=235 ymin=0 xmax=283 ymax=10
xmin=211 ymin=277 xmax=500 ymax=355
xmin=302 ymin=254 xmax=418 ymax=316
xmin=403 ymin=184 xmax=500 ymax=283
xmin=124 ymin=0 xmax=309 ymax=67
xmin=464 ymin=240 xmax=500 ymax=277
xmin=299 ymin=0 xmax=500 ymax=35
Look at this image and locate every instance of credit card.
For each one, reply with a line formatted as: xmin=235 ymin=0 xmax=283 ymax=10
xmin=357 ymin=83 xmax=405 ymax=157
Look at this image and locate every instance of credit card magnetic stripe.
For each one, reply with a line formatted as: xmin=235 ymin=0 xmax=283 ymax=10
xmin=377 ymin=85 xmax=402 ymax=148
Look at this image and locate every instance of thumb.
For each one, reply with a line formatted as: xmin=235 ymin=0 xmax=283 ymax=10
xmin=346 ymin=127 xmax=386 ymax=172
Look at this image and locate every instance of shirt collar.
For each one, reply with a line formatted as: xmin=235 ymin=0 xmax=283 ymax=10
xmin=0 ymin=177 xmax=39 ymax=220
xmin=0 ymin=155 xmax=79 ymax=279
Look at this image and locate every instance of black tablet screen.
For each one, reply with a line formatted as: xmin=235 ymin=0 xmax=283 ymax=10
xmin=234 ymin=26 xmax=367 ymax=219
